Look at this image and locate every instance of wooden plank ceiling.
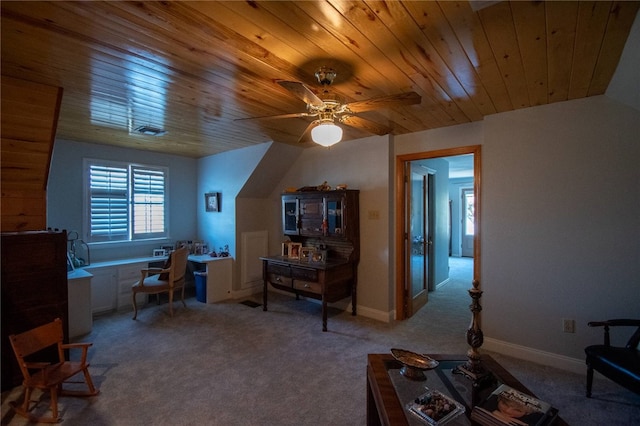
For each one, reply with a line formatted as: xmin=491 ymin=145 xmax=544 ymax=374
xmin=1 ymin=1 xmax=638 ymax=158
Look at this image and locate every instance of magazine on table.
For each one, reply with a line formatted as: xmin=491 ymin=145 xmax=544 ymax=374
xmin=470 ymin=384 xmax=558 ymax=426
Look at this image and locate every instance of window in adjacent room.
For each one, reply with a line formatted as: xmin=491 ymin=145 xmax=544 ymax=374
xmin=84 ymin=159 xmax=168 ymax=243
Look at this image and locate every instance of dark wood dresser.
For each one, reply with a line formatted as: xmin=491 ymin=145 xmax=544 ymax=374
xmin=1 ymin=230 xmax=69 ymax=391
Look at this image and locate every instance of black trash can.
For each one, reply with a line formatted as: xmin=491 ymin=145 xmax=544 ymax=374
xmin=194 ymin=271 xmax=207 ymax=303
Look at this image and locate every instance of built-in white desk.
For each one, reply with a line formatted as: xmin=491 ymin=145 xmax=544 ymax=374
xmin=188 ymin=255 xmax=233 ymax=303
xmin=67 ymin=269 xmax=93 ymax=338
xmin=84 ymin=255 xmax=234 ymax=314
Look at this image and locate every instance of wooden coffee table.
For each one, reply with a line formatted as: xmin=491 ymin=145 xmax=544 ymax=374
xmin=366 ymin=353 xmax=568 ymax=426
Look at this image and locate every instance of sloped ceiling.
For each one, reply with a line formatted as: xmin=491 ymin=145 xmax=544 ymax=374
xmin=1 ymin=1 xmax=638 ymax=158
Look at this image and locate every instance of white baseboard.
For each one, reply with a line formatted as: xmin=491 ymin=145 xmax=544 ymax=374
xmin=356 ymin=305 xmax=393 ymax=323
xmin=483 ymin=337 xmax=585 ymax=375
xmin=231 ymin=286 xmax=261 ymax=300
xmin=435 ymin=278 xmax=451 ymax=290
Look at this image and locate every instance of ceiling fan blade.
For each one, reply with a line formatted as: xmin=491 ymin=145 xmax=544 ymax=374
xmin=346 ymin=92 xmax=421 ymax=113
xmin=277 ymin=80 xmax=324 ymax=107
xmin=342 ymin=115 xmax=392 ymax=136
xmin=297 ymin=120 xmax=318 ymax=144
xmin=235 ymin=112 xmax=315 ymax=121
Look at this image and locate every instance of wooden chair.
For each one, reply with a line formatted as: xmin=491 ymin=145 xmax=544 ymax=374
xmin=132 ymin=246 xmax=190 ymax=319
xmin=585 ymin=318 xmax=640 ymax=397
xmin=8 ymin=318 xmax=99 ymax=423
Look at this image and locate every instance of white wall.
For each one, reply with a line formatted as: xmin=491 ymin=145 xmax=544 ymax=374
xmin=395 ymin=96 xmax=640 ymax=366
xmin=269 ymin=135 xmax=392 ymax=319
xmin=47 ymin=139 xmax=198 ymax=262
xmin=197 ymin=142 xmax=271 ymax=290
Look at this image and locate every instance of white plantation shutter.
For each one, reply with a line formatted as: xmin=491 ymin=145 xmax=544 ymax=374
xmin=132 ymin=166 xmax=165 ymax=237
xmin=89 ymin=164 xmax=128 ymax=241
xmin=86 ymin=160 xmax=168 ymax=243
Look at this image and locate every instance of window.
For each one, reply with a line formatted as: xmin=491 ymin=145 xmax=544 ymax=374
xmin=464 ymin=190 xmax=475 ymax=236
xmin=84 ymin=159 xmax=168 ymax=243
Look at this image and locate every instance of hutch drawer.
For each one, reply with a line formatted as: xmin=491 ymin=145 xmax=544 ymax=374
xmin=269 ymin=273 xmax=292 ymax=287
xmin=267 ymin=262 xmax=291 ymax=277
xmin=293 ymin=280 xmax=321 ymax=294
xmin=291 ymin=266 xmax=318 ymax=282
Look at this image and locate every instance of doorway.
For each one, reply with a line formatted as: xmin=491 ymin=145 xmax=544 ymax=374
xmin=395 ymin=146 xmax=481 ymax=320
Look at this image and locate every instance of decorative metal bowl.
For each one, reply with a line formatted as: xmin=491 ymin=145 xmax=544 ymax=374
xmin=391 ymin=348 xmax=439 ymax=381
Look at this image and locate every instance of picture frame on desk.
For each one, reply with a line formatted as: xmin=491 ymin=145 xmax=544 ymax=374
xmin=281 ymin=242 xmax=289 ymax=257
xmin=153 ymin=249 xmax=166 ymax=257
xmin=193 ymin=241 xmax=204 ymax=255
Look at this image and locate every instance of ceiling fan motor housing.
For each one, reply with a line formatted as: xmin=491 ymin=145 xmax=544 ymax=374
xmin=315 ymin=67 xmax=337 ymax=86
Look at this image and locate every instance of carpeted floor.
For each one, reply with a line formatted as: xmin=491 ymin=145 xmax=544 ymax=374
xmin=1 ymin=257 xmax=638 ymax=425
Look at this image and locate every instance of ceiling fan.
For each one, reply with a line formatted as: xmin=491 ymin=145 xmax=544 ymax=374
xmin=236 ymin=67 xmax=421 ymax=147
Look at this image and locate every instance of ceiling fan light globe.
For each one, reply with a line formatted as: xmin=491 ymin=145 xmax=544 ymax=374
xmin=311 ymin=123 xmax=342 ymax=147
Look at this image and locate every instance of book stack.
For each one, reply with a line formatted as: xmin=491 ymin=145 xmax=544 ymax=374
xmin=471 ymin=384 xmax=558 ymax=426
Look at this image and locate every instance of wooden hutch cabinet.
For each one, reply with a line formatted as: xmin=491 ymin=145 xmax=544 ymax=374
xmin=263 ymin=190 xmax=359 ymax=331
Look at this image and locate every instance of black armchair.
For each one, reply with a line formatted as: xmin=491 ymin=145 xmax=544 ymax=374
xmin=585 ymin=319 xmax=640 ymax=397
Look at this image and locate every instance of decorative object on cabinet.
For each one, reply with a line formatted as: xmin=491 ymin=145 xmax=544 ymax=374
xmin=153 ymin=249 xmax=166 ymax=257
xmin=8 ymin=318 xmax=99 ymax=423
xmin=131 ymin=247 xmax=190 ymax=319
xmin=300 ymin=247 xmax=315 ymax=262
xmin=281 ymin=242 xmax=290 ymax=257
xmin=263 ymin=189 xmax=359 ymax=331
xmin=205 ymin=192 xmax=220 ymax=212
xmin=1 ymin=230 xmax=69 ymax=392
xmin=311 ymin=249 xmax=327 ymax=263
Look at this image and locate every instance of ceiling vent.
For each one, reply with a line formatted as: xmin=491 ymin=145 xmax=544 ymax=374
xmin=134 ymin=125 xmax=167 ymax=136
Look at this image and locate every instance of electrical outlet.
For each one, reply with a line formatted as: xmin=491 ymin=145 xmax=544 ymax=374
xmin=562 ymin=318 xmax=575 ymax=333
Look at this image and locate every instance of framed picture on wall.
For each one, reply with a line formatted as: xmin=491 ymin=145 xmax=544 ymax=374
xmin=205 ymin=192 xmax=220 ymax=212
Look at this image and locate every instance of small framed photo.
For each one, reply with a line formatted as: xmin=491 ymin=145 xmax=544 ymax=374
xmin=300 ymin=247 xmax=315 ymax=262
xmin=193 ymin=241 xmax=204 ymax=255
xmin=205 ymin=192 xmax=220 ymax=212
xmin=153 ymin=249 xmax=166 ymax=257
xmin=281 ymin=242 xmax=289 ymax=257
xmin=288 ymin=242 xmax=302 ymax=259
